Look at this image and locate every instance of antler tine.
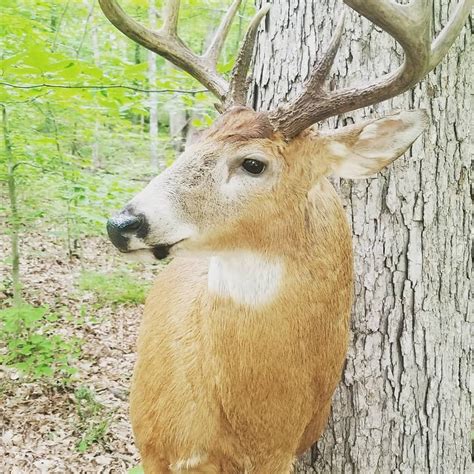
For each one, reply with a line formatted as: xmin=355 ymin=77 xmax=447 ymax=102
xmin=308 ymin=12 xmax=346 ymax=92
xmin=204 ymin=0 xmax=243 ymax=66
xmin=269 ymin=12 xmax=345 ymax=130
xmin=269 ymin=0 xmax=472 ymax=139
xmin=226 ymin=3 xmax=271 ymax=108
xmin=99 ymin=0 xmax=269 ymax=110
xmin=161 ymin=0 xmax=180 ymax=37
xmin=429 ymin=0 xmax=473 ymax=69
xmin=99 ymin=0 xmax=229 ymax=103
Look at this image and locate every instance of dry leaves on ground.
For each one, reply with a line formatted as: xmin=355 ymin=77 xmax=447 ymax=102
xmin=0 ymin=234 xmax=160 ymax=473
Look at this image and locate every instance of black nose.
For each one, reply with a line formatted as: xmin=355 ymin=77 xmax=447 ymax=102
xmin=106 ymin=212 xmax=146 ymax=251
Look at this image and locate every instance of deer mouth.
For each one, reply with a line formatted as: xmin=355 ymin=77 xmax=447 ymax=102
xmin=151 ymin=239 xmax=186 ymax=260
xmin=116 ymin=239 xmax=186 ymax=261
xmin=151 ymin=244 xmax=174 ymax=260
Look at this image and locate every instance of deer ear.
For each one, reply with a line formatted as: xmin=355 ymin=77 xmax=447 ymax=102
xmin=323 ymin=110 xmax=429 ymax=179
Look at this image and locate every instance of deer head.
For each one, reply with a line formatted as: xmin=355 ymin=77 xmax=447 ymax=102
xmin=103 ymin=0 xmax=471 ymax=261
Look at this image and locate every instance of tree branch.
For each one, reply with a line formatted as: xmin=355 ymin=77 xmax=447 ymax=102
xmin=0 ymin=82 xmax=207 ymax=94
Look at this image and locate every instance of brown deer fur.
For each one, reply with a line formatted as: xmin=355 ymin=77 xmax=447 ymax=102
xmin=126 ymin=108 xmax=428 ymax=472
xmin=132 ymin=185 xmax=352 ymax=472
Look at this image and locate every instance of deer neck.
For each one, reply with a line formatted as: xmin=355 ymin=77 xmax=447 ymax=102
xmin=207 ymin=180 xmax=352 ymax=309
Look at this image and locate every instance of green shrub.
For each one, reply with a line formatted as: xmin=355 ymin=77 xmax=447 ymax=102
xmin=0 ymin=304 xmax=80 ymax=379
xmin=128 ymin=467 xmax=144 ymax=474
xmin=73 ymin=386 xmax=110 ymax=452
xmin=78 ymin=270 xmax=149 ymax=305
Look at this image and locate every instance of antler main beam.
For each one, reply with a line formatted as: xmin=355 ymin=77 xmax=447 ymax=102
xmin=269 ymin=0 xmax=472 ymax=139
xmin=98 ymin=0 xmax=269 ymax=108
xmin=99 ymin=0 xmax=229 ymax=101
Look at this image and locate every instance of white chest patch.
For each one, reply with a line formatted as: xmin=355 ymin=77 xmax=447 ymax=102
xmin=208 ymin=251 xmax=283 ymax=307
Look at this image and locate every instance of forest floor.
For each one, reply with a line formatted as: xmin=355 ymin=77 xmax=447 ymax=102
xmin=0 ymin=233 xmax=161 ymax=473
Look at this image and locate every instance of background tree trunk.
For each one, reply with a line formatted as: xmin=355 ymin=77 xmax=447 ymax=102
xmin=91 ymin=3 xmax=102 ymax=169
xmin=252 ymin=0 xmax=471 ymax=472
xmin=166 ymin=62 xmax=188 ymax=154
xmin=2 ymin=106 xmax=22 ymax=307
xmin=148 ymin=0 xmax=160 ymax=170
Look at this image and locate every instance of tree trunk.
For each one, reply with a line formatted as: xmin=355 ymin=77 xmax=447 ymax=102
xmin=148 ymin=0 xmax=160 ymax=170
xmin=252 ymin=1 xmax=471 ymax=472
xmin=2 ymin=106 xmax=22 ymax=307
xmin=166 ymin=63 xmax=188 ymax=154
xmin=91 ymin=4 xmax=102 ymax=169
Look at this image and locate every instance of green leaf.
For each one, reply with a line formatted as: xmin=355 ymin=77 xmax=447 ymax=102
xmin=128 ymin=467 xmax=144 ymax=474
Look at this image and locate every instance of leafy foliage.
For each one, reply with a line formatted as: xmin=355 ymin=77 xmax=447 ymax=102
xmin=78 ymin=270 xmax=150 ymax=305
xmin=128 ymin=466 xmax=145 ymax=474
xmin=73 ymin=386 xmax=110 ymax=452
xmin=1 ymin=0 xmax=252 ymax=253
xmin=0 ymin=304 xmax=80 ymax=379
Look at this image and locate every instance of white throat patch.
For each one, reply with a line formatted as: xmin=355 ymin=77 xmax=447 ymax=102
xmin=208 ymin=251 xmax=283 ymax=307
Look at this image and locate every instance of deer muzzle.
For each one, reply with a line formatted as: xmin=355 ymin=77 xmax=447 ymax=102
xmin=106 ymin=211 xmax=148 ymax=252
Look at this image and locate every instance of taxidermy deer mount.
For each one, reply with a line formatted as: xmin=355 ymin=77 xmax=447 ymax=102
xmin=102 ymin=0 xmax=471 ymax=472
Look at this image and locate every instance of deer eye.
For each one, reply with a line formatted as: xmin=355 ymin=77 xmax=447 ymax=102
xmin=241 ymin=158 xmax=266 ymax=175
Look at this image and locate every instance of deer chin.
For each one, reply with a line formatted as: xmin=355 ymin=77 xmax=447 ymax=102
xmin=151 ymin=240 xmax=183 ymax=260
xmin=118 ymin=239 xmax=187 ymax=262
xmin=118 ymin=248 xmax=158 ymax=263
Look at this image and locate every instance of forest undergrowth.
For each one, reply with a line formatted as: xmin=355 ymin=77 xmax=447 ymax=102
xmin=0 ymin=232 xmax=160 ymax=473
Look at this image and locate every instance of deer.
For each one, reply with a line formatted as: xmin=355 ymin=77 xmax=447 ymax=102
xmin=100 ymin=0 xmax=471 ymax=472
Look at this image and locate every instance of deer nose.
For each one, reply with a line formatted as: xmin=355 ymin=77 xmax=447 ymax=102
xmin=106 ymin=212 xmax=146 ymax=251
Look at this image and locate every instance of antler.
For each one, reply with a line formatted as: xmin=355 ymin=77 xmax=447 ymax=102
xmin=269 ymin=0 xmax=473 ymax=139
xmin=225 ymin=4 xmax=271 ymax=109
xmin=98 ymin=0 xmax=269 ymax=108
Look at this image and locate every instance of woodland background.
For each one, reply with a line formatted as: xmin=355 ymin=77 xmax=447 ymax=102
xmin=0 ymin=0 xmax=244 ymax=471
xmin=0 ymin=0 xmax=471 ymax=473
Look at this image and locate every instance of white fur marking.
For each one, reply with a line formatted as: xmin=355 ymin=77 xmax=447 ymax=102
xmin=359 ymin=122 xmax=380 ymax=140
xmin=327 ymin=141 xmax=349 ymax=158
xmin=328 ymin=141 xmax=372 ymax=177
xmin=128 ymin=173 xmax=197 ymax=249
xmin=328 ymin=110 xmax=428 ymax=179
xmin=170 ymin=454 xmax=204 ymax=471
xmin=208 ymin=252 xmax=283 ymax=306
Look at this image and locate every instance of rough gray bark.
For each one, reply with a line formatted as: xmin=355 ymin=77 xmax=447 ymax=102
xmin=252 ymin=0 xmax=471 ymax=472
